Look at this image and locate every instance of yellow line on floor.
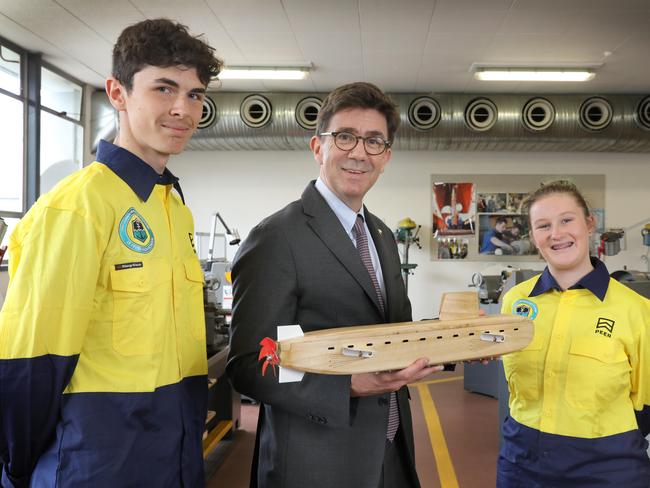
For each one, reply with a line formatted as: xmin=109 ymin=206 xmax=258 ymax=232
xmin=417 ymin=384 xmax=460 ymax=488
xmin=410 ymin=375 xmax=464 ymax=387
xmin=203 ymin=420 xmax=233 ymax=460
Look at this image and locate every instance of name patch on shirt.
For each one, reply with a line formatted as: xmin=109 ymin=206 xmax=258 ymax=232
xmin=512 ymin=299 xmax=538 ymax=320
xmin=114 ymin=262 xmax=143 ymax=271
xmin=119 ymin=208 xmax=155 ymax=253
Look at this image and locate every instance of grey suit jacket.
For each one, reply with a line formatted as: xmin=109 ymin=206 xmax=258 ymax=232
xmin=227 ymin=181 xmax=420 ymax=488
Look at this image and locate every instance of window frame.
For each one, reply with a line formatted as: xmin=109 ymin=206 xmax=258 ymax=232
xmin=0 ymin=36 xmax=86 ymax=271
xmin=0 ymin=35 xmax=26 ymax=220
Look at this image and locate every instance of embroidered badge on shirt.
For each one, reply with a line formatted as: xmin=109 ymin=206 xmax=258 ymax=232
xmin=512 ymin=299 xmax=538 ymax=320
xmin=119 ymin=208 xmax=155 ymax=253
xmin=595 ymin=317 xmax=615 ymax=337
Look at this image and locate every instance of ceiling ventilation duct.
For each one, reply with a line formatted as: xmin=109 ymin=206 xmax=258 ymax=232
xmin=77 ymin=91 xmax=647 ymax=152
xmin=188 ymin=93 xmax=320 ymax=150
xmin=383 ymin=93 xmax=650 ymax=152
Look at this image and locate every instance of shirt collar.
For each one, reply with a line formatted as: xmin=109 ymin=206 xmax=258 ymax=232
xmin=96 ymin=139 xmax=183 ymax=203
xmin=315 ymin=177 xmax=365 ymax=236
xmin=529 ymin=256 xmax=610 ymax=301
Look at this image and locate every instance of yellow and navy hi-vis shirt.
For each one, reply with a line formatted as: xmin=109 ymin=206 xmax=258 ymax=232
xmin=498 ymin=257 xmax=650 ymax=488
xmin=0 ymin=140 xmax=207 ymax=487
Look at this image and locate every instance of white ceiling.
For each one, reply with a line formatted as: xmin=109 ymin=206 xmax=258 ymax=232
xmin=1 ymin=0 xmax=650 ymax=94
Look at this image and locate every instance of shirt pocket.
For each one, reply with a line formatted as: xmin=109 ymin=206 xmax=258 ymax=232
xmin=183 ymin=257 xmax=206 ymax=342
xmin=504 ymin=332 xmax=544 ymax=401
xmin=110 ymin=264 xmax=160 ymax=356
xmin=565 ymin=337 xmax=630 ymax=410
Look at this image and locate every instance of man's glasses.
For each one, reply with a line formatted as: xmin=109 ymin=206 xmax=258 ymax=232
xmin=319 ymin=131 xmax=391 ymax=155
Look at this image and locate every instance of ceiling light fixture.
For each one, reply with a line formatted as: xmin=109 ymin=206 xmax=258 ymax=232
xmin=219 ymin=66 xmax=310 ymax=80
xmin=471 ymin=64 xmax=598 ymax=82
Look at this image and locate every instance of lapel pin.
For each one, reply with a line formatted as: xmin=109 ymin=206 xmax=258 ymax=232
xmin=378 ymin=229 xmax=383 ymax=237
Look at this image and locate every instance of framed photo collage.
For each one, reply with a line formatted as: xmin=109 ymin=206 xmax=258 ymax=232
xmin=431 ymin=174 xmax=605 ymax=261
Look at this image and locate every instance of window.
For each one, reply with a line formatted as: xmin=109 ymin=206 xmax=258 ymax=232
xmin=0 ymin=95 xmax=24 ymax=213
xmin=0 ymin=42 xmax=24 ymax=216
xmin=40 ymin=66 xmax=84 ymax=195
xmin=41 ymin=67 xmax=82 ymax=121
xmin=0 ymin=40 xmax=25 ymax=267
xmin=0 ymin=45 xmax=21 ymax=95
xmin=40 ymin=111 xmax=83 ymax=194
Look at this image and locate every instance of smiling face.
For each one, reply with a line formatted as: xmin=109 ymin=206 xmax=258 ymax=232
xmin=529 ymin=192 xmax=595 ymax=278
xmin=310 ymin=107 xmax=391 ymax=212
xmin=106 ymin=65 xmax=206 ymax=172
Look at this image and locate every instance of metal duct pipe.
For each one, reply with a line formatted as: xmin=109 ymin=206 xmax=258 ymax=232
xmin=390 ymin=93 xmax=650 ymax=152
xmin=90 ymin=91 xmax=650 ymax=152
xmin=188 ymin=92 xmax=323 ymax=151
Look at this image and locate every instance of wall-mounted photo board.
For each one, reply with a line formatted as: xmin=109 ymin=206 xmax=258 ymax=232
xmin=430 ymin=174 xmax=605 ymax=262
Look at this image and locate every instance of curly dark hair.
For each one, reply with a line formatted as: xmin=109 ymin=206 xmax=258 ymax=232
xmin=112 ymin=18 xmax=223 ymax=91
xmin=316 ymin=82 xmax=400 ymax=141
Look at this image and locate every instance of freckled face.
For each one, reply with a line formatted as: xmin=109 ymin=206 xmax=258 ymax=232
xmin=529 ymin=193 xmax=594 ymax=274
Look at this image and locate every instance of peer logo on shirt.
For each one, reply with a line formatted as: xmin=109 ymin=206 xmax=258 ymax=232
xmin=595 ymin=317 xmax=615 ymax=337
xmin=119 ymin=207 xmax=155 ymax=253
xmin=188 ymin=233 xmax=197 ymax=253
xmin=512 ymin=299 xmax=538 ymax=320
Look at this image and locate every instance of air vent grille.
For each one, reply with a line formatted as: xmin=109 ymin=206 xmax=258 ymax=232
xmin=522 ymin=97 xmax=555 ymax=132
xmin=579 ymin=97 xmax=612 ymax=131
xmin=240 ymin=94 xmax=272 ymax=128
xmin=635 ymin=96 xmax=650 ymax=130
xmin=408 ymin=96 xmax=441 ymax=130
xmin=465 ymin=98 xmax=497 ymax=132
xmin=295 ymin=96 xmax=322 ymax=130
xmin=198 ymin=96 xmax=217 ymax=129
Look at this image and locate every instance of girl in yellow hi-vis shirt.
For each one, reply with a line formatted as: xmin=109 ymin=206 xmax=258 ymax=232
xmin=498 ymin=180 xmax=650 ymax=488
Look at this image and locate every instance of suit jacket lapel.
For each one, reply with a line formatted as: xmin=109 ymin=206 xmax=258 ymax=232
xmin=301 ymin=182 xmax=385 ymax=317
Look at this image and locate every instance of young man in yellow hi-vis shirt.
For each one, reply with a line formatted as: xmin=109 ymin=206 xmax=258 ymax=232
xmin=0 ymin=19 xmax=222 ymax=487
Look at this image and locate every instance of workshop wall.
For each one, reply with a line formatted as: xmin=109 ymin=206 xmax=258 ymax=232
xmin=170 ymin=150 xmax=650 ymax=321
xmin=1 ymin=152 xmax=647 ymax=316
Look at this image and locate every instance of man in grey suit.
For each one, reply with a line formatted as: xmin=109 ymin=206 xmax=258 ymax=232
xmin=227 ymin=82 xmax=442 ymax=488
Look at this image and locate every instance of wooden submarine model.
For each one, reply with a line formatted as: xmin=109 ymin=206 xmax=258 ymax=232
xmin=258 ymin=292 xmax=534 ymax=380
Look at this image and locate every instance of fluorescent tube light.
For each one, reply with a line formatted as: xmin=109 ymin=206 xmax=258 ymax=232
xmin=219 ymin=67 xmax=309 ymax=80
xmin=474 ymin=69 xmax=595 ymax=82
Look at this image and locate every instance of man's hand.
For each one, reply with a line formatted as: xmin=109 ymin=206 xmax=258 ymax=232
xmin=350 ymin=358 xmax=444 ymax=397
